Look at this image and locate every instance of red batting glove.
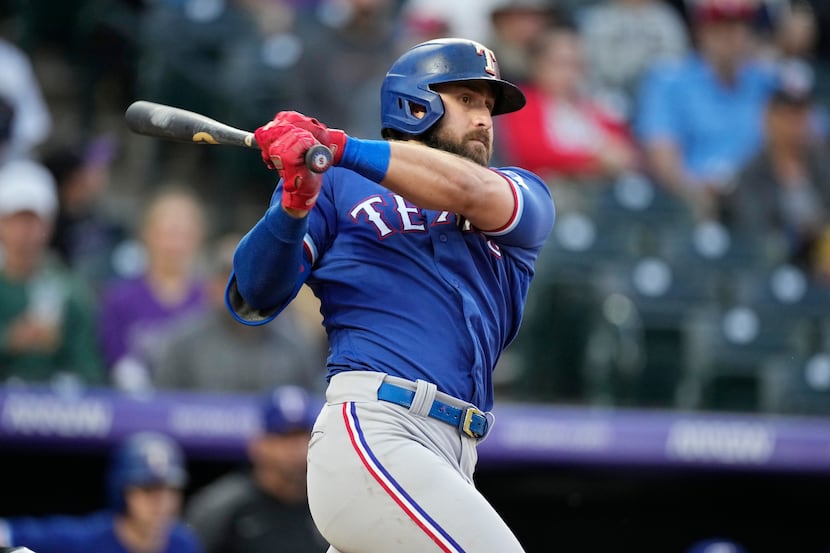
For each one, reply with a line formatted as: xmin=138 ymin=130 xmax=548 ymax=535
xmin=254 ymin=120 xmax=291 ymax=170
xmin=273 ymin=111 xmax=348 ymax=166
xmin=263 ymin=125 xmax=323 ymax=211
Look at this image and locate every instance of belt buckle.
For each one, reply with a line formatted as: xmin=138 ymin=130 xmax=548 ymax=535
xmin=460 ymin=406 xmax=486 ymax=439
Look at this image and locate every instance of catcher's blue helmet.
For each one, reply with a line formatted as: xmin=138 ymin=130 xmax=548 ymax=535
xmin=260 ymin=385 xmax=320 ymax=435
xmin=107 ymin=431 xmax=187 ymax=512
xmin=380 ymin=38 xmax=526 ymax=136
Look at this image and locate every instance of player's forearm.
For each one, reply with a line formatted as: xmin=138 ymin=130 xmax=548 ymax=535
xmin=233 ymin=204 xmax=308 ymax=310
xmin=340 ymin=138 xmax=515 ymax=231
xmin=384 ymin=141 xmax=487 ymax=206
xmin=386 ymin=142 xmax=516 ymax=230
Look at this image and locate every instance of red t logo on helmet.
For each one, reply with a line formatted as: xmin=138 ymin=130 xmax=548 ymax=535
xmin=473 ymin=42 xmax=498 ymax=76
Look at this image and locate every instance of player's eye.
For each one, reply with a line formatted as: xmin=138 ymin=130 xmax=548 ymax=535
xmin=460 ymin=94 xmax=471 ymax=104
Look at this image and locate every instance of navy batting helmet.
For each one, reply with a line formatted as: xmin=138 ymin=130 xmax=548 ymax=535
xmin=380 ymin=38 xmax=526 ymax=136
xmin=260 ymin=385 xmax=320 ymax=435
xmin=107 ymin=431 xmax=188 ymax=512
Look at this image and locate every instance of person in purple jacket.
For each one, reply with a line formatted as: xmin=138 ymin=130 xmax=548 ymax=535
xmin=0 ymin=432 xmax=202 ymax=553
xmin=228 ymin=38 xmax=555 ymax=552
xmin=97 ymin=186 xmax=209 ymax=391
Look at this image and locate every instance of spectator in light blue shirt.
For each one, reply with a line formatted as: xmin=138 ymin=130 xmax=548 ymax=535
xmin=635 ymin=0 xmax=777 ymax=219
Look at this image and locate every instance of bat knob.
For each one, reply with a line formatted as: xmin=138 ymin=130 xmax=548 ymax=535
xmin=305 ymin=144 xmax=333 ymax=174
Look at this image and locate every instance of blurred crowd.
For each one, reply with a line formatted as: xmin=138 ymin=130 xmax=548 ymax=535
xmin=0 ymin=0 xmax=829 ymax=419
xmin=0 ymin=1 xmax=828 ymax=552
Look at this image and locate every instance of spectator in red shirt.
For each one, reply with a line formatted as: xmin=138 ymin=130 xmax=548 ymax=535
xmin=497 ymin=25 xmax=639 ymax=185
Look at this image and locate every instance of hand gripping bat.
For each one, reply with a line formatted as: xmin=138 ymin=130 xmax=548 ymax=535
xmin=124 ymin=100 xmax=333 ymax=173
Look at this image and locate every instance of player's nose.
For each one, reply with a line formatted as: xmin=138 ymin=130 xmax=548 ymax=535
xmin=472 ymin=108 xmax=492 ymax=129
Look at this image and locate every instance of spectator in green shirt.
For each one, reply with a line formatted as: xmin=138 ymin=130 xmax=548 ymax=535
xmin=0 ymin=159 xmax=105 ymax=385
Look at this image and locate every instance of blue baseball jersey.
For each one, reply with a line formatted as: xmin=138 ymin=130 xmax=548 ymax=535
xmin=3 ymin=511 xmax=202 ymax=553
xmin=228 ymin=166 xmax=554 ymax=411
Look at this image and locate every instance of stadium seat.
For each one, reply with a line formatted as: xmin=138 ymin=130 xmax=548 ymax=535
xmin=680 ymin=301 xmax=815 ymax=412
xmin=597 ymin=254 xmax=717 ymax=407
xmin=761 ymin=352 xmax=830 ymax=416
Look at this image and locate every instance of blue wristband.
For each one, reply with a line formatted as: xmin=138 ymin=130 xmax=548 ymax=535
xmin=340 ymin=137 xmax=391 ymax=183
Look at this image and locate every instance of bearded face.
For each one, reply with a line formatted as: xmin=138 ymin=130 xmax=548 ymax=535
xmin=421 ymin=124 xmax=492 ymax=167
xmin=418 ymin=81 xmax=496 ymax=167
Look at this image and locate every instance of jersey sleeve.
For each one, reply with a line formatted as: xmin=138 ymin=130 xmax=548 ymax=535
xmin=225 ymin=173 xmax=338 ymax=326
xmin=225 ymin=181 xmax=313 ymax=326
xmin=484 ymin=166 xmax=555 ymax=252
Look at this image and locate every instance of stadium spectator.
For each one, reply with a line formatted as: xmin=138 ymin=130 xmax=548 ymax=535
xmin=812 ymin=226 xmax=830 ymax=287
xmin=0 ymin=96 xmax=14 ymax=160
xmin=0 ymin=37 xmax=51 ymax=164
xmin=398 ymin=0 xmax=500 ymax=45
xmin=578 ymin=0 xmax=690 ymax=122
xmin=185 ymin=386 xmax=327 ymax=553
xmin=0 ymin=159 xmax=105 ymax=385
xmin=485 ymin=0 xmax=559 ymax=85
xmin=721 ymin=59 xmax=830 ymax=272
xmin=97 ymin=185 xmax=209 ymax=392
xmin=396 ymin=2 xmax=452 ymax=51
xmin=42 ymin=135 xmax=128 ymax=294
xmin=205 ymin=0 xmax=319 ymax=227
xmin=772 ymin=0 xmax=818 ymax=61
xmin=802 ymin=0 xmax=830 ymax=104
xmin=217 ymin=0 xmax=306 ymax=132
xmin=498 ymin=26 xmax=638 ymax=185
xmin=135 ymin=0 xmax=252 ymax=131
xmin=71 ymin=0 xmax=147 ymax=137
xmin=153 ymin=233 xmax=323 ymax=393
xmin=768 ymin=0 xmax=828 ymax=142
xmin=635 ymin=0 xmax=777 ymax=219
xmin=132 ymin=0 xmax=256 ymax=194
xmin=294 ymin=0 xmax=402 ymax=138
xmin=0 ymin=431 xmax=202 ymax=553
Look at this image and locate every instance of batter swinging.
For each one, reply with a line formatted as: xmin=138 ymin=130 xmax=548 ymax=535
xmin=227 ymin=38 xmax=555 ymax=553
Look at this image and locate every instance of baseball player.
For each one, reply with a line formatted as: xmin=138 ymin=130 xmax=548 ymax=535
xmin=0 ymin=432 xmax=202 ymax=553
xmin=227 ymin=38 xmax=555 ymax=552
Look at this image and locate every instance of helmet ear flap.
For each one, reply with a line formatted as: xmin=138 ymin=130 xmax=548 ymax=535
xmin=381 ymin=79 xmax=445 ymax=136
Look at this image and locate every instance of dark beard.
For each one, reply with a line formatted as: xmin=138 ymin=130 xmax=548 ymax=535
xmin=420 ymin=127 xmax=490 ymax=167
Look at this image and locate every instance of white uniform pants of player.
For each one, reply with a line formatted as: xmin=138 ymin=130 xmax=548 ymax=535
xmin=307 ymin=370 xmax=526 ymax=553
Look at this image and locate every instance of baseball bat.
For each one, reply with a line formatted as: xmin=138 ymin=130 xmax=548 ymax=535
xmin=124 ymin=100 xmax=333 ymax=173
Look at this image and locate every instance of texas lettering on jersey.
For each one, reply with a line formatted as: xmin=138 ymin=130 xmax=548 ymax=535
xmin=348 ymin=192 xmax=502 ymax=257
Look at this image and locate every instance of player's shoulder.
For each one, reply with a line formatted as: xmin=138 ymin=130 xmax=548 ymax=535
xmin=492 ymin=166 xmax=551 ymax=197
